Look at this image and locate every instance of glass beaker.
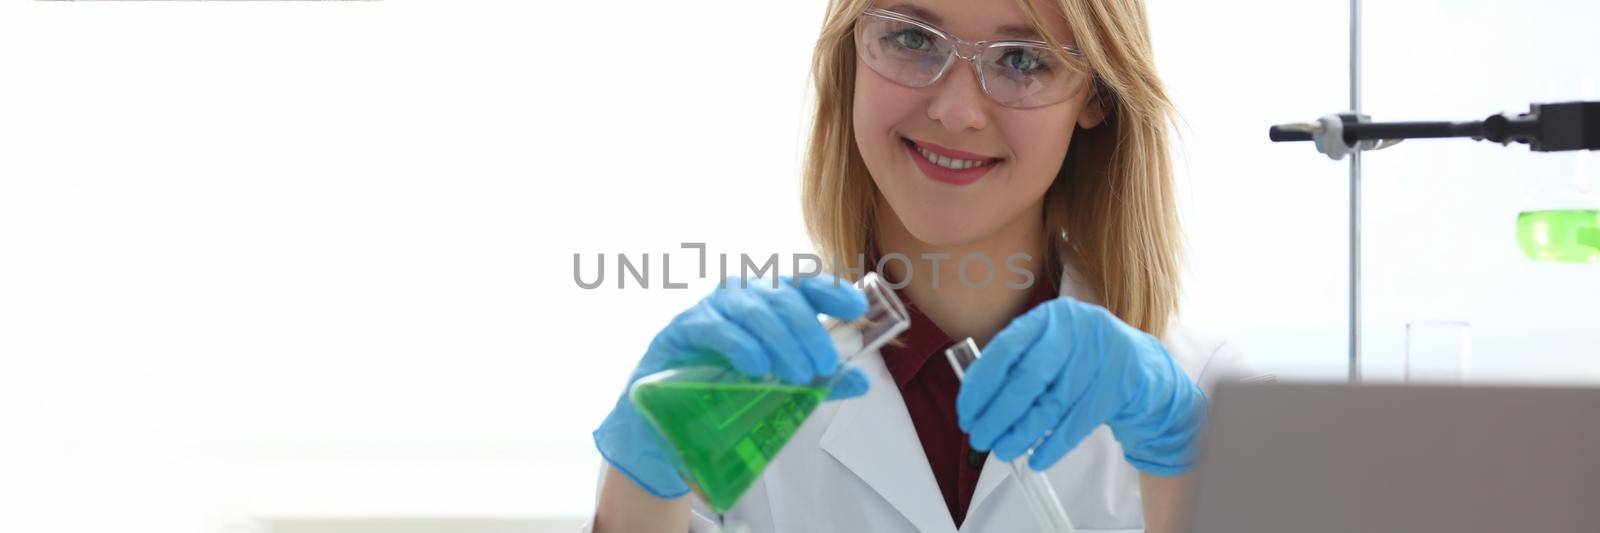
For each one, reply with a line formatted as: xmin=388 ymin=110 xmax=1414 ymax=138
xmin=628 ymin=272 xmax=910 ymax=514
xmin=1404 ymin=320 xmax=1471 ymax=383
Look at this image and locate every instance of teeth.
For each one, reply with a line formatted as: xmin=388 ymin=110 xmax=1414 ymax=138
xmin=916 ymin=144 xmax=989 ymax=170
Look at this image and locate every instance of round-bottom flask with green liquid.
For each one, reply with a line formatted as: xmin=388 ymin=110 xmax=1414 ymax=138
xmin=1517 ymin=208 xmax=1600 ymax=263
xmin=1516 ymin=155 xmax=1600 ymax=263
xmin=628 ymin=273 xmax=910 ymax=514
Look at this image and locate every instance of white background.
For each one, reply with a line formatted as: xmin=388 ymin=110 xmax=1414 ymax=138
xmin=0 ymin=0 xmax=1595 ymax=531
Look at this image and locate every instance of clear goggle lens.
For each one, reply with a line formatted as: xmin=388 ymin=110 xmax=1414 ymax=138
xmin=854 ymin=10 xmax=1091 ymax=109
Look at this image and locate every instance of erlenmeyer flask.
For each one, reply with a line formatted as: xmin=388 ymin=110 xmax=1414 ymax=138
xmin=628 ymin=272 xmax=910 ymax=513
xmin=1516 ymin=151 xmax=1600 ymax=263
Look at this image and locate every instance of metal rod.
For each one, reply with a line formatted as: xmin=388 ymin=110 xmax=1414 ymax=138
xmin=1269 ymin=121 xmax=1482 ymax=144
xmin=1350 ymin=156 xmax=1362 ymax=383
xmin=1348 ymin=0 xmax=1363 ymax=384
xmin=1343 ymin=121 xmax=1482 ymax=142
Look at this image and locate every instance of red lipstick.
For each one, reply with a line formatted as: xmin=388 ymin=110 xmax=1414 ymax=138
xmin=902 ymin=137 xmax=1002 ymax=186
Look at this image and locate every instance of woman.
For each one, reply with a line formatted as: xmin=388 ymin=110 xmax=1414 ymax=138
xmin=589 ymin=0 xmax=1252 ymax=530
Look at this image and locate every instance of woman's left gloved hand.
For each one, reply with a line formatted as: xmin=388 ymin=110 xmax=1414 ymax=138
xmin=956 ymin=297 xmax=1208 ymax=476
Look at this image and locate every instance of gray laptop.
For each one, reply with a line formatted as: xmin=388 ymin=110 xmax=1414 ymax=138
xmin=1190 ymin=382 xmax=1600 ymax=533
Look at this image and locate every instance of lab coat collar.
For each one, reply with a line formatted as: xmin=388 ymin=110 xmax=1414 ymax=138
xmin=819 ymin=344 xmax=957 ymax=533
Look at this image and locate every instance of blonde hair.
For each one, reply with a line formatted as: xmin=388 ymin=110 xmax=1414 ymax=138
xmin=801 ymin=0 xmax=1183 ymax=337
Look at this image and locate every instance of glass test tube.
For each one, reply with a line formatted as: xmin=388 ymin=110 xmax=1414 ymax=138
xmin=945 ymin=337 xmax=1079 ymax=533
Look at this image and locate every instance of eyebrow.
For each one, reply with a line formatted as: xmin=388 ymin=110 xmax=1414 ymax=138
xmin=883 ymin=2 xmax=1046 ymax=40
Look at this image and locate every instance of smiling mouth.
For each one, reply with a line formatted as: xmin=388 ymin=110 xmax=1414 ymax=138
xmin=901 ymin=137 xmax=1003 ymax=170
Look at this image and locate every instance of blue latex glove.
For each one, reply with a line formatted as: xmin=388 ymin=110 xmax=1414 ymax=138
xmin=593 ymin=274 xmax=873 ymax=500
xmin=956 ymin=297 xmax=1208 ymax=476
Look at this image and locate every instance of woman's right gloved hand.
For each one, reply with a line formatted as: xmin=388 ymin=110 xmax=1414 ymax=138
xmin=592 ymin=274 xmax=872 ymax=500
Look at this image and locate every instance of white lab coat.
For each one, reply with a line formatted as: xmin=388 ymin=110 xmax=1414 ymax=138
xmin=585 ymin=263 xmax=1256 ymax=533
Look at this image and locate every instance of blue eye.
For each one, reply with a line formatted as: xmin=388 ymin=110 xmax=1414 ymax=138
xmin=885 ymin=29 xmax=936 ymax=52
xmin=997 ymin=48 xmax=1051 ymax=74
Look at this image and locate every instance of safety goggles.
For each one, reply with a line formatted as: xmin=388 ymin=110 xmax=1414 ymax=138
xmin=853 ymin=7 xmax=1092 ymax=109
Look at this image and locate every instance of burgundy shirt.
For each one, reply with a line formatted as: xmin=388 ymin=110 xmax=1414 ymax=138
xmin=879 ymin=269 xmax=1060 ymax=527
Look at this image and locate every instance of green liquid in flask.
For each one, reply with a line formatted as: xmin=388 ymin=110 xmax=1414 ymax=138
xmin=1517 ymin=209 xmax=1600 ymax=263
xmin=631 ymin=366 xmax=828 ymax=513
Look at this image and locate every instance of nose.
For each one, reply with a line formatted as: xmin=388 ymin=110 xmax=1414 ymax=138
xmin=925 ymin=58 xmax=989 ymax=133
